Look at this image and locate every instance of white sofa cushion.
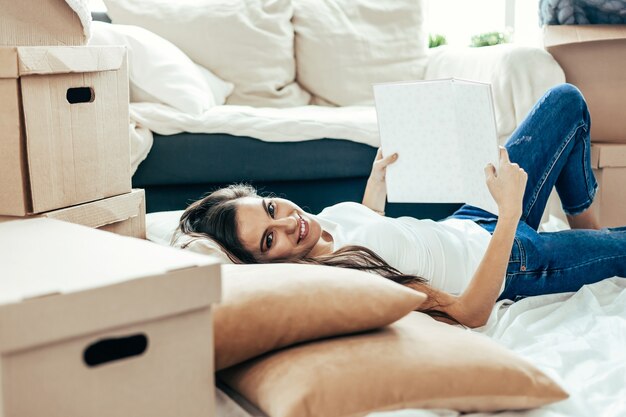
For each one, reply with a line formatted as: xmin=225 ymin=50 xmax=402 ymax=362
xmin=103 ymin=0 xmax=311 ymax=107
xmin=293 ymin=0 xmax=429 ymax=106
xmin=89 ymin=21 xmax=233 ymax=114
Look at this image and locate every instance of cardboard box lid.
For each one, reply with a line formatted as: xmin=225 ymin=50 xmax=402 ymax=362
xmin=0 ymin=46 xmax=126 ymax=79
xmin=0 ymin=218 xmax=221 ymax=353
xmin=544 ymin=25 xmax=626 ymax=49
xmin=591 ymin=143 xmax=626 ymax=168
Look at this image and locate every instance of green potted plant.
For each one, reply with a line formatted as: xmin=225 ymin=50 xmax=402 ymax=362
xmin=429 ymin=33 xmax=448 ymax=48
xmin=470 ymin=31 xmax=511 ymax=47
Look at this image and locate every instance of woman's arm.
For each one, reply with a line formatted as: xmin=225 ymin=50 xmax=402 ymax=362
xmin=446 ymin=215 xmax=518 ymax=327
xmin=362 ymin=148 xmax=398 ymax=214
xmin=421 ymin=148 xmax=527 ymax=328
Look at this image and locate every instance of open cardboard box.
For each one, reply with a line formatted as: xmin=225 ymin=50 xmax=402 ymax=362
xmin=543 ymin=25 xmax=626 ymax=143
xmin=590 ymin=143 xmax=626 ymax=228
xmin=0 ymin=46 xmax=131 ymax=216
xmin=0 ymin=218 xmax=221 ymax=417
xmin=0 ymin=189 xmax=147 ymax=239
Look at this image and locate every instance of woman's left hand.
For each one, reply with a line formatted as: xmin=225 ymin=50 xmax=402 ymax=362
xmin=369 ymin=148 xmax=398 ymax=183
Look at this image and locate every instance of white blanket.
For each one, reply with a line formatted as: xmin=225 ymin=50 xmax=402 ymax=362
xmin=216 ymin=277 xmax=626 ymax=417
xmin=65 ymin=0 xmax=92 ymax=39
xmin=129 ymin=102 xmax=379 ymax=146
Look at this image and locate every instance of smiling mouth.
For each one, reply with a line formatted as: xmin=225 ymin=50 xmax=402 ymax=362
xmin=297 ymin=214 xmax=309 ymax=244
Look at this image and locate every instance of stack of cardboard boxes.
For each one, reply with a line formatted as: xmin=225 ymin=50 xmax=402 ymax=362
xmin=0 ymin=3 xmax=221 ymax=417
xmin=544 ymin=25 xmax=626 ymax=227
xmin=0 ymin=2 xmax=145 ymax=238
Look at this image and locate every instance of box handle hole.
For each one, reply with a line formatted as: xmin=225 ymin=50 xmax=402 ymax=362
xmin=83 ymin=334 xmax=148 ymax=367
xmin=66 ymin=87 xmax=95 ymax=104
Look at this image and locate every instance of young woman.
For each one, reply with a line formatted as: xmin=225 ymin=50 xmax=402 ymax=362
xmin=178 ymin=83 xmax=626 ymax=328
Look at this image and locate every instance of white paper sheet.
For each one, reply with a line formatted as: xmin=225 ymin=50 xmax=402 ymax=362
xmin=373 ymin=78 xmax=500 ymax=214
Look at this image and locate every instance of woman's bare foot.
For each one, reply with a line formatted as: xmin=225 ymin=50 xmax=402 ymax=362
xmin=566 ymin=208 xmax=601 ymax=230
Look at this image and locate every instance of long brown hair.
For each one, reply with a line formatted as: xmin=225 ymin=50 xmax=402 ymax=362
xmin=177 ymin=184 xmax=453 ymax=321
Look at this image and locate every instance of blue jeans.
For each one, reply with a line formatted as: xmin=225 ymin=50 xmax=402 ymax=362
xmin=450 ymin=84 xmax=626 ymax=302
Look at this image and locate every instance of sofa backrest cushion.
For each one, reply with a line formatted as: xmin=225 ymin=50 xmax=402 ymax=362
xmin=103 ymin=0 xmax=311 ymax=107
xmin=89 ymin=21 xmax=234 ymax=114
xmin=293 ymin=0 xmax=429 ymax=106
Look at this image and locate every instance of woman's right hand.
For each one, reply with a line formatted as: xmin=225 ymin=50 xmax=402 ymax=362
xmin=484 ymin=147 xmax=527 ymax=221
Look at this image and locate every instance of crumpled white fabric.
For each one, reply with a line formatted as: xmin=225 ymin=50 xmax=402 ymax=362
xmin=129 ymin=119 xmax=153 ymax=174
xmin=64 ymin=0 xmax=91 ymax=39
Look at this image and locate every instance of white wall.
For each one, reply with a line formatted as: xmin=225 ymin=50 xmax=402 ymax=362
xmin=89 ymin=0 xmax=106 ymax=12
xmin=425 ymin=0 xmax=542 ymax=47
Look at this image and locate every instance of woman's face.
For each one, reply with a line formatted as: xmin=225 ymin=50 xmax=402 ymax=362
xmin=235 ymin=196 xmax=329 ymax=262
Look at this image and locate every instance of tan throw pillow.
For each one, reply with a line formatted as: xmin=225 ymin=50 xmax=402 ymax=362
xmin=214 ymin=264 xmax=426 ymax=371
xmin=292 ymin=0 xmax=429 ymax=106
xmin=220 ymin=312 xmax=568 ymax=416
xmin=103 ymin=0 xmax=311 ymax=107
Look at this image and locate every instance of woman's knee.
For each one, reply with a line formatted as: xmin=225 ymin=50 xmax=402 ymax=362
xmin=547 ymin=83 xmax=590 ymax=123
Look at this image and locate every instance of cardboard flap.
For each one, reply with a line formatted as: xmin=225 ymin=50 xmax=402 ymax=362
xmin=0 ymin=218 xmax=221 ymax=352
xmin=16 ymin=46 xmax=126 ymax=75
xmin=544 ymin=25 xmax=626 ymax=48
xmin=43 ymin=189 xmax=144 ymax=228
xmin=591 ymin=143 xmax=626 ymax=168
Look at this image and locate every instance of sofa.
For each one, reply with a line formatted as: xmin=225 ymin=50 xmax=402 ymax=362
xmin=91 ymin=1 xmax=565 ymax=218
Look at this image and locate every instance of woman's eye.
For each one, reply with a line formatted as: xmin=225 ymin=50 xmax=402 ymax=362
xmin=266 ymin=232 xmax=274 ymax=249
xmin=268 ymin=202 xmax=275 ymax=218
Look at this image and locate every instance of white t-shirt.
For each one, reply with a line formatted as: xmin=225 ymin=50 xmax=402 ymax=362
xmin=314 ymin=202 xmax=495 ymax=296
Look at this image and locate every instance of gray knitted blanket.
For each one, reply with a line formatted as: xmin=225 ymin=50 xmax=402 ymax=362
xmin=539 ymin=0 xmax=626 ymax=24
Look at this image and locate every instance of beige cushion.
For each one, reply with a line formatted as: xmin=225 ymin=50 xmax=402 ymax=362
xmin=215 ymin=264 xmax=426 ymax=371
xmin=220 ymin=312 xmax=568 ymax=416
xmin=292 ymin=0 xmax=429 ymax=106
xmin=103 ymin=0 xmax=311 ymax=107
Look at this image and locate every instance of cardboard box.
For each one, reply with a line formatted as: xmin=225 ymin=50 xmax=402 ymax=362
xmin=0 ymin=218 xmax=221 ymax=417
xmin=543 ymin=25 xmax=626 ymax=143
xmin=0 ymin=46 xmax=131 ymax=215
xmin=0 ymin=189 xmax=146 ymax=239
xmin=590 ymin=143 xmax=626 ymax=228
xmin=0 ymin=0 xmax=87 ymax=46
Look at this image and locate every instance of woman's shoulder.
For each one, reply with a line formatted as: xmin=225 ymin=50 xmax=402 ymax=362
xmin=318 ymin=201 xmax=373 ymax=217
